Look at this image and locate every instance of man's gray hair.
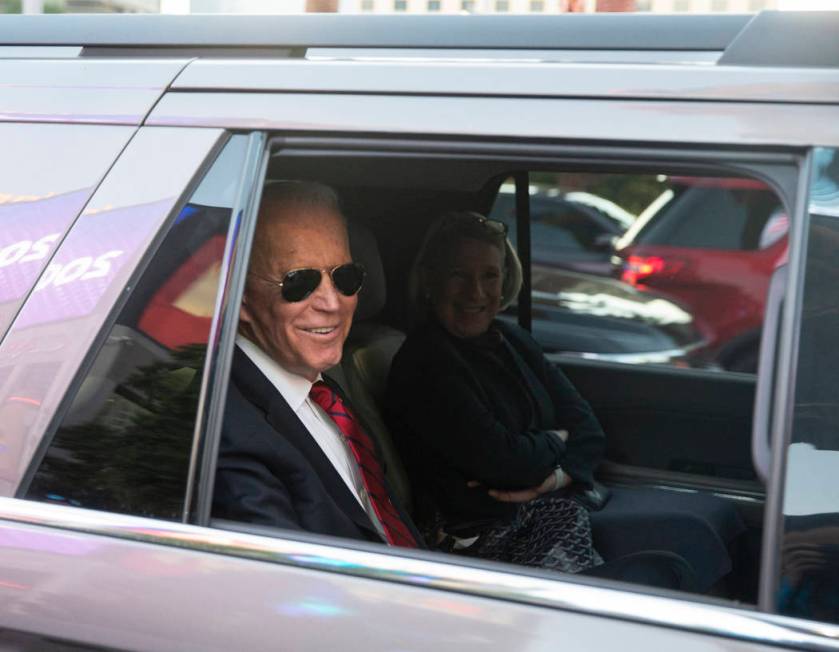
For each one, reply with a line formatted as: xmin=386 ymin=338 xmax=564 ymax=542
xmin=260 ymin=180 xmax=344 ymax=223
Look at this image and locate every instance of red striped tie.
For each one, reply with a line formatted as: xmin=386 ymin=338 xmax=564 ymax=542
xmin=309 ymin=381 xmax=418 ymax=548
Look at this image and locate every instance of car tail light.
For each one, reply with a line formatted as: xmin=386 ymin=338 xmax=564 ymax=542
xmin=621 ymin=255 xmax=684 ymax=286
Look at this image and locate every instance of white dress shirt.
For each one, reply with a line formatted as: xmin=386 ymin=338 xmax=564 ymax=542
xmin=236 ymin=335 xmax=388 ymax=539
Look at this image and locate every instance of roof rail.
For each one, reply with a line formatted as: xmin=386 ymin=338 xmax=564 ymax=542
xmin=0 ymin=13 xmax=749 ymax=52
xmin=719 ymin=10 xmax=839 ymax=68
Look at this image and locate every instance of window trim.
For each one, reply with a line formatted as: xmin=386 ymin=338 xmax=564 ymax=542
xmin=757 ymin=148 xmax=815 ymax=612
xmin=2 ymin=495 xmax=839 ymax=651
xmin=185 ymin=131 xmax=269 ymax=525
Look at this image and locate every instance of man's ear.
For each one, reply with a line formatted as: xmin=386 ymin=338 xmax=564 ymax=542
xmin=239 ymin=299 xmax=253 ymax=325
xmin=238 ymin=298 xmax=258 ymax=341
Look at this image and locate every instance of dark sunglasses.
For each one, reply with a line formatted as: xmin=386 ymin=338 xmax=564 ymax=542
xmin=251 ymin=262 xmax=366 ymax=303
xmin=440 ymin=213 xmax=508 ymax=236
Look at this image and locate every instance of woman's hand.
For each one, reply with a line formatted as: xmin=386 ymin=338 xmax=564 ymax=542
xmin=468 ymin=467 xmax=573 ymax=503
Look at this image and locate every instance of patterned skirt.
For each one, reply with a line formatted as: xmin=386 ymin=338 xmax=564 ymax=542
xmin=449 ymin=496 xmax=603 ymax=574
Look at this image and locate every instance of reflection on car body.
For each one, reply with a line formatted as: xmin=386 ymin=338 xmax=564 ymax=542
xmin=1 ymin=10 xmax=839 ymax=652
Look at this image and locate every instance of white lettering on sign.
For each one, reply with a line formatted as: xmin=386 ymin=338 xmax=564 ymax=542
xmin=0 ymin=233 xmax=61 ymax=268
xmin=33 ymin=250 xmax=124 ymax=292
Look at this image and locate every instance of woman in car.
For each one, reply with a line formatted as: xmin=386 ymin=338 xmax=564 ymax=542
xmin=385 ymin=211 xmax=744 ymax=593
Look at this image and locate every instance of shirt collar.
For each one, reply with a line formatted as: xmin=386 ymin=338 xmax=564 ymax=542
xmin=236 ymin=334 xmax=320 ymax=413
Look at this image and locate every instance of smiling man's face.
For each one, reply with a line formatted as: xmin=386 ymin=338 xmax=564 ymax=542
xmin=240 ymin=202 xmax=356 ymax=381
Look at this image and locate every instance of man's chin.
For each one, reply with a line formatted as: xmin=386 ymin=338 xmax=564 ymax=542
xmin=305 ymin=350 xmax=344 ymax=377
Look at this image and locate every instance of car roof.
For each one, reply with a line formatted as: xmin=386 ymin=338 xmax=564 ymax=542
xmin=0 ymin=11 xmax=837 ymax=68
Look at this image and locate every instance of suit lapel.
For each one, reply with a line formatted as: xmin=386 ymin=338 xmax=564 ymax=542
xmin=231 ymin=347 xmax=382 ymax=540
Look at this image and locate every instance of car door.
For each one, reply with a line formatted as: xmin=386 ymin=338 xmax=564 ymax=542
xmin=0 ymin=115 xmax=827 ymax=652
xmin=2 ymin=55 xmax=839 ymax=651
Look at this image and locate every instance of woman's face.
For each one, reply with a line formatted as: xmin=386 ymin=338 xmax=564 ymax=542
xmin=430 ymin=238 xmax=505 ymax=339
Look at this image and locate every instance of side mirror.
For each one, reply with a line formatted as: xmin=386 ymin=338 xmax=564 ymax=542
xmin=592 ymin=233 xmax=618 ymax=252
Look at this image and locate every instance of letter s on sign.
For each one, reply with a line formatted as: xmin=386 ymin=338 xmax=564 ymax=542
xmin=20 ymin=233 xmax=61 ymax=264
xmin=81 ymin=250 xmax=124 ymax=281
xmin=33 ymin=250 xmax=124 ymax=292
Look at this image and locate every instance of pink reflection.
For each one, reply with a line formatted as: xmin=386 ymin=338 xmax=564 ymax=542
xmin=0 ymin=578 xmax=28 ymax=590
xmin=7 ymin=396 xmax=41 ymax=407
xmin=16 ymin=198 xmax=171 ymax=330
xmin=0 ymin=189 xmax=93 ymax=338
xmin=0 ymin=194 xmax=178 ymax=495
xmin=0 ymin=526 xmax=102 ymax=556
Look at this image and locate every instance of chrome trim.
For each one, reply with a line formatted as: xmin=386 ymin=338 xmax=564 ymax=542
xmin=172 ymin=59 xmax=839 ymax=105
xmin=306 ymin=48 xmax=721 ymax=65
xmin=147 ymin=93 xmax=839 ymax=149
xmin=2 ymin=497 xmax=839 ymax=651
xmin=187 ymin=132 xmax=268 ymax=526
xmin=0 ymin=46 xmax=81 ymax=58
xmin=758 ymin=150 xmax=814 ymax=612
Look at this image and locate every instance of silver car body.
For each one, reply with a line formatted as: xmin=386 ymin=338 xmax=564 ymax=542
xmin=1 ymin=12 xmax=839 ymax=651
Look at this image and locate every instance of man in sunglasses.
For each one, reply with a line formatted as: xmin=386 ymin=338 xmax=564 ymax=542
xmin=213 ymin=181 xmax=421 ymax=548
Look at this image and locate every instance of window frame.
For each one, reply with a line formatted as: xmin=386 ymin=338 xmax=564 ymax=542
xmin=189 ymin=133 xmax=809 ymax=618
xmin=184 ymin=131 xmax=269 ymax=525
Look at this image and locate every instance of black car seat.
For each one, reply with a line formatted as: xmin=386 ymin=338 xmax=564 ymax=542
xmin=330 ymin=219 xmax=411 ymax=511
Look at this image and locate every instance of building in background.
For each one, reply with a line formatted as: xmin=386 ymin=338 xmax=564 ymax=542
xmin=159 ymin=0 xmax=305 ymax=11
xmin=332 ymin=0 xmax=778 ymax=11
xmin=635 ymin=0 xmax=776 ymax=11
xmin=9 ymin=0 xmax=822 ymax=14
xmin=339 ymin=0 xmax=595 ymax=11
xmin=14 ymin=0 xmax=159 ymax=11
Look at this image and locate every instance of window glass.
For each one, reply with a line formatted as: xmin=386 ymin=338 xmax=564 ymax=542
xmin=0 ymin=124 xmax=132 ymax=343
xmin=778 ymin=147 xmax=839 ymax=624
xmin=489 ymin=171 xmax=787 ymax=373
xmin=23 ymin=135 xmax=247 ymax=520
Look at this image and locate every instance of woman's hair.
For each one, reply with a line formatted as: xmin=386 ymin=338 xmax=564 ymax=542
xmin=408 ymin=211 xmax=523 ymax=324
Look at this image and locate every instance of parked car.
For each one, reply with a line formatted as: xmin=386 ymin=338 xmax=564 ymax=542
xmin=490 ymin=188 xmax=631 ymax=276
xmin=611 ymin=176 xmax=788 ymax=371
xmin=1 ymin=11 xmax=839 ymax=651
xmin=517 ymin=263 xmax=707 ymax=367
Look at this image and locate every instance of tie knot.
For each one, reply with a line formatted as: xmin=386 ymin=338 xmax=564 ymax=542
xmin=309 ymin=380 xmax=337 ymax=411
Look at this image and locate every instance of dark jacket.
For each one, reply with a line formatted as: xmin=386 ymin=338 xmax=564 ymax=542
xmin=386 ymin=319 xmax=605 ymax=529
xmin=213 ymin=346 xmax=421 ymax=546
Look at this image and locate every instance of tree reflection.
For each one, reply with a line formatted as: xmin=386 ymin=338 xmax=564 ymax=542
xmin=27 ymin=343 xmax=207 ymax=521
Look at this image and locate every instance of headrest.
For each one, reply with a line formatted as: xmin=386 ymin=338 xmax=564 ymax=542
xmin=347 ymin=218 xmax=385 ymax=321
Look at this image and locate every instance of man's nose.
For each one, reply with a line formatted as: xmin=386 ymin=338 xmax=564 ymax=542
xmin=309 ymin=272 xmax=342 ymax=310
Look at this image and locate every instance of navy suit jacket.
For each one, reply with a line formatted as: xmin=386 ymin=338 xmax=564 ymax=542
xmin=213 ymin=346 xmax=420 ymax=545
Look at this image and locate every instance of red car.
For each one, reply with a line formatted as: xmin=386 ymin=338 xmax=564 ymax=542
xmin=612 ymin=176 xmax=788 ymax=371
